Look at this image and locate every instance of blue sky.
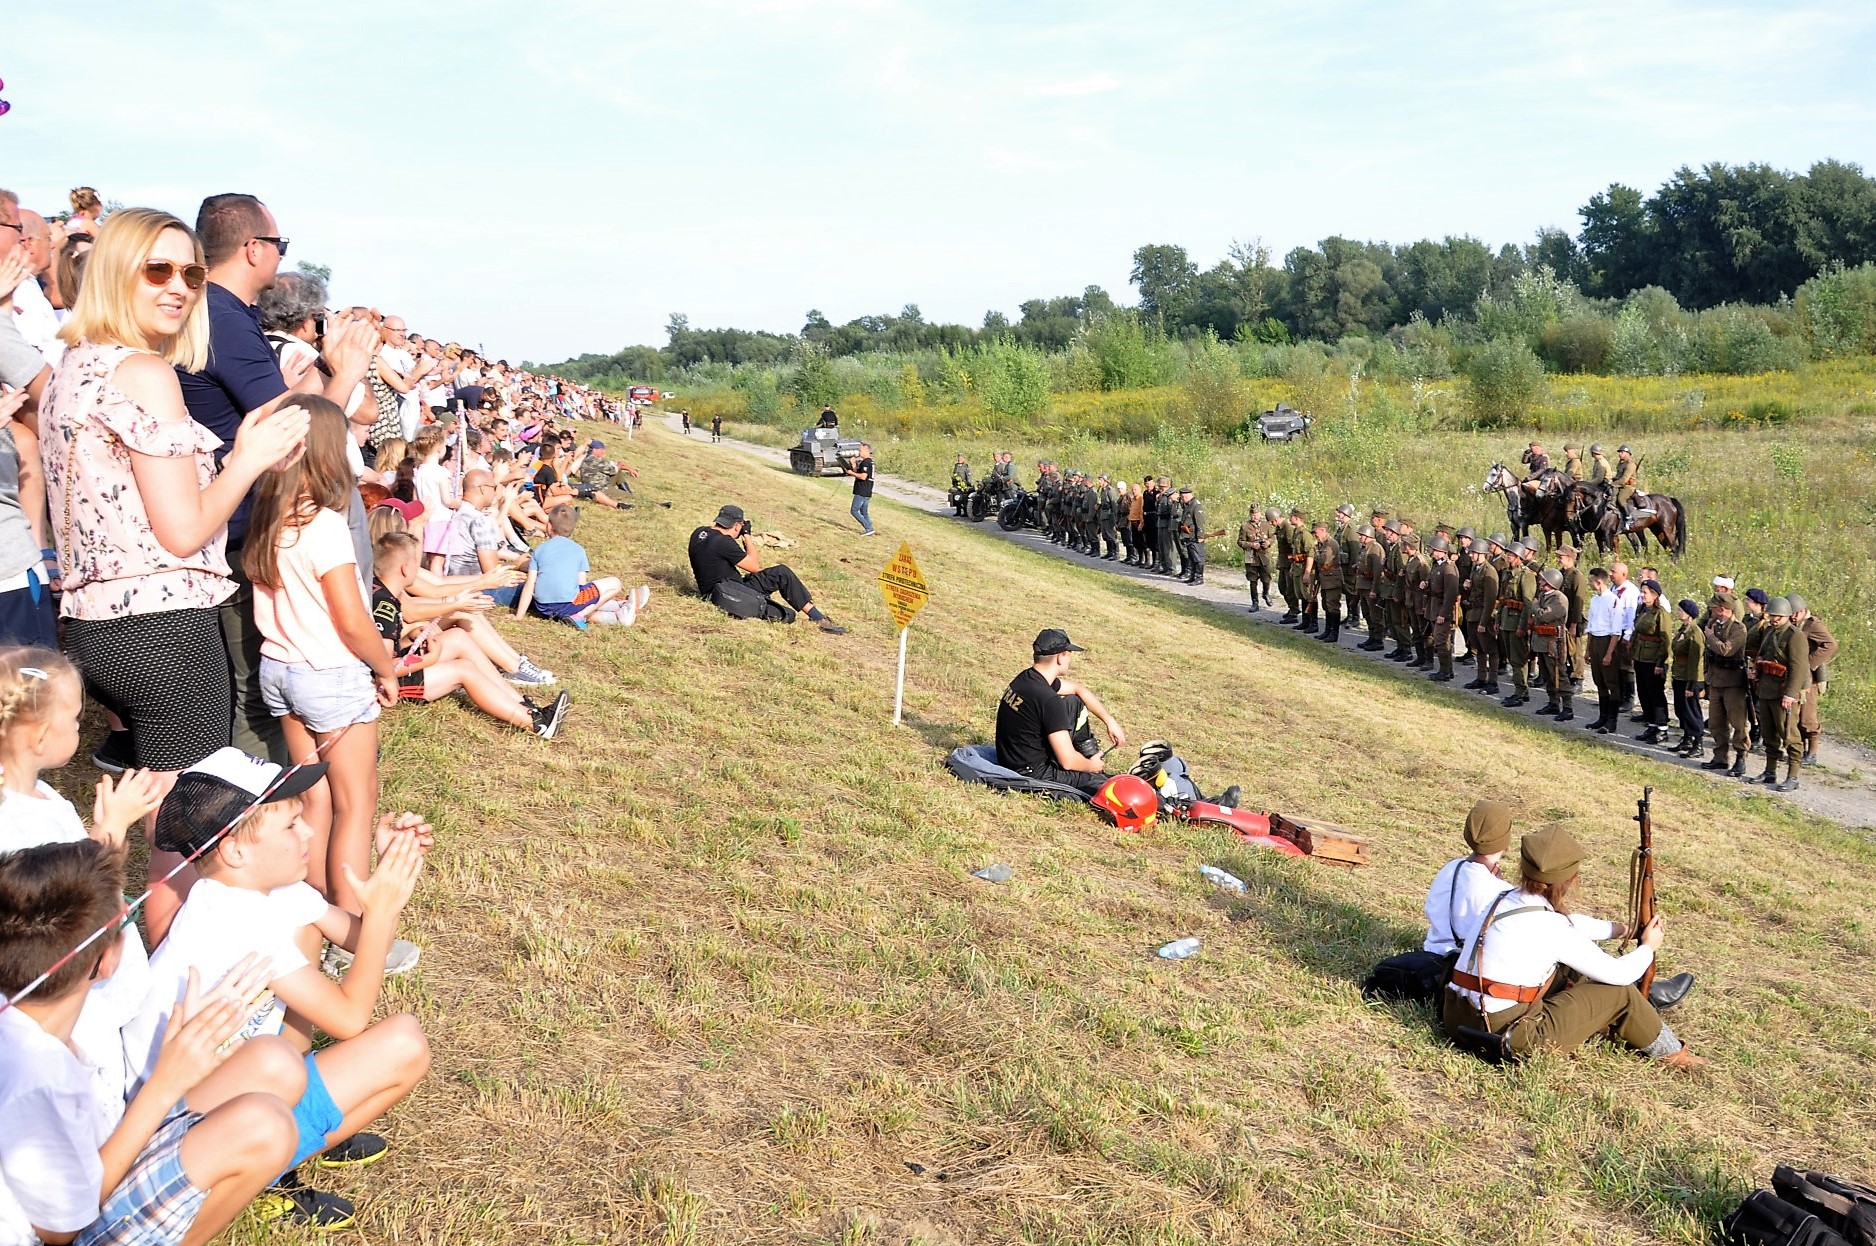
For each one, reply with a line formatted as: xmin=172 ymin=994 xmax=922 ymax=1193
xmin=4 ymin=1 xmax=1872 ymax=363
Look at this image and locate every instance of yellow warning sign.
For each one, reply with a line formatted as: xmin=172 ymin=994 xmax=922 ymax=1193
xmin=877 ymin=540 xmax=930 ymax=630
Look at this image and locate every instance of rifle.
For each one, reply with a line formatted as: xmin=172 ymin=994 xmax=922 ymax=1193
xmin=1628 ymin=786 xmax=1656 ymax=993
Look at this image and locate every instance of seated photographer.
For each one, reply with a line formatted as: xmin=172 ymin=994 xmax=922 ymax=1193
xmin=993 ymin=630 xmax=1126 ymax=796
xmin=688 ymin=504 xmax=847 ymax=634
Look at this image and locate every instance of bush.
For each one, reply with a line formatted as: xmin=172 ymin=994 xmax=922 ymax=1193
xmin=1081 ymin=312 xmax=1175 ymax=391
xmin=1685 ymin=305 xmax=1805 ymax=375
xmin=731 ymin=368 xmax=782 ymax=421
xmin=1463 ymin=337 xmax=1548 ymax=428
xmin=1539 ymin=315 xmax=1614 ymax=373
xmin=1797 ymin=263 xmax=1876 ymax=359
xmin=972 ymin=338 xmax=1052 ymax=423
xmin=1180 ymin=331 xmax=1246 ymax=432
xmin=786 ymin=345 xmax=841 ymax=410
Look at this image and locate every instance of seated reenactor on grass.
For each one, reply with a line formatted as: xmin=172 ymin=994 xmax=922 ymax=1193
xmin=689 ymin=504 xmax=847 ymax=634
xmin=1443 ymin=824 xmax=1705 ymax=1071
xmin=1424 ymin=799 xmax=1512 ymax=958
xmin=994 ymin=629 xmax=1126 ymax=796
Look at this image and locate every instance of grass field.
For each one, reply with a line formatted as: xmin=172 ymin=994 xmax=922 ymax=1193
xmin=105 ymin=421 xmax=1872 ymax=1245
xmin=730 ymin=409 xmax=1876 ymax=752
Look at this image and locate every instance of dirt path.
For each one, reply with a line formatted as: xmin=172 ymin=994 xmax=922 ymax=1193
xmin=675 ymin=415 xmax=1876 ymax=830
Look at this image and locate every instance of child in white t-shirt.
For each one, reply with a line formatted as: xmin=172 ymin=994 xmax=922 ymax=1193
xmin=246 ymin=398 xmax=404 ymax=937
xmin=0 ymin=839 xmax=301 ymax=1246
xmin=409 ymin=426 xmax=458 ymax=572
xmin=0 ymin=648 xmax=164 ymax=1107
xmin=128 ymin=749 xmax=432 ymax=1221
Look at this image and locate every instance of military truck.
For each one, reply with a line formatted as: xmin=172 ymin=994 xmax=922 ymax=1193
xmin=788 ymin=426 xmax=864 ymax=476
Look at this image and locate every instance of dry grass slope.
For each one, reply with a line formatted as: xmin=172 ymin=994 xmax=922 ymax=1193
xmin=197 ymin=425 xmax=1875 ymax=1245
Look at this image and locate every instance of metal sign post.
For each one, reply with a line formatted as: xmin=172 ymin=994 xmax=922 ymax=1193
xmin=877 ymin=541 xmax=930 ymax=726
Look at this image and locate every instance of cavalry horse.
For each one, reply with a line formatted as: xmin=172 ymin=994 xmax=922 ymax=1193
xmin=1482 ymin=463 xmax=1576 ymax=551
xmin=1565 ymin=481 xmax=1688 ymax=560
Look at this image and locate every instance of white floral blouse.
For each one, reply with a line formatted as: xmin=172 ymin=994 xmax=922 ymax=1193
xmin=41 ymin=340 xmax=235 ymax=620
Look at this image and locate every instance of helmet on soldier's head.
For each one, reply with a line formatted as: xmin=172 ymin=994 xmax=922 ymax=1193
xmin=1457 ymin=527 xmax=1476 ymax=541
xmin=1428 ymin=533 xmax=1452 ymax=553
xmin=1487 ymin=533 xmax=1507 ymax=549
xmin=1382 ymin=519 xmax=1401 ymax=534
xmin=1336 ymin=503 xmax=1354 ymax=517
xmin=1357 ymin=524 xmax=1374 ymax=539
xmin=1618 ymin=445 xmax=1632 ymax=455
xmin=1540 ymin=569 xmax=1563 ymax=589
xmin=1092 ymin=774 xmax=1159 ymax=834
xmin=1787 ymin=594 xmax=1808 ymax=614
xmin=1266 ymin=507 xmax=1281 ymax=521
xmin=1590 ymin=443 xmax=1603 ymax=455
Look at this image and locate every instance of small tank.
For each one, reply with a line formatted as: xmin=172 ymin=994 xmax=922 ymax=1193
xmin=1256 ymin=403 xmax=1314 ymax=443
xmin=788 ymin=426 xmax=864 ymax=476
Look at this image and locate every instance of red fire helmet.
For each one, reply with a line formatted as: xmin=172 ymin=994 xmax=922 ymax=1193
xmin=1092 ymin=773 xmax=1159 ymax=833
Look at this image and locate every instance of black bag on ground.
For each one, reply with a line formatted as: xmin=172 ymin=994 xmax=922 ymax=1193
xmin=1772 ymin=1167 xmax=1876 ymax=1245
xmin=1723 ymin=1190 xmax=1852 ymax=1245
xmin=711 ymin=580 xmax=796 ymax=624
xmin=1361 ymin=950 xmax=1457 ymax=1003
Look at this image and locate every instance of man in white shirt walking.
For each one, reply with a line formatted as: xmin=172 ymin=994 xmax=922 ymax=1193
xmin=1609 ymin=561 xmax=1640 ymax=718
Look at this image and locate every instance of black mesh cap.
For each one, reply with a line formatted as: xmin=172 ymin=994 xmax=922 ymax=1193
xmin=153 ymin=748 xmax=327 ymax=856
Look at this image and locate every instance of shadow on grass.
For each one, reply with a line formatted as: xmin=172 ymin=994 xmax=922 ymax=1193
xmin=899 ymin=708 xmax=979 ymax=755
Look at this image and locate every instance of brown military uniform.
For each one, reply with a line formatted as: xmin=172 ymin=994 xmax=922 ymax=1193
xmin=1702 ymin=614 xmax=1751 ymax=769
xmin=1559 ymin=564 xmax=1589 ymax=686
xmin=1497 ymin=561 xmax=1536 ymax=699
xmin=1529 ymin=585 xmax=1571 ymax=713
xmin=1237 ymin=513 xmax=1274 ymax=609
xmin=1799 ymin=615 xmax=1837 ymax=757
xmin=1358 ymin=539 xmax=1387 ymax=650
xmin=1755 ymin=620 xmax=1811 ymax=782
xmin=1428 ymin=554 xmax=1461 ymax=679
xmin=1404 ymin=543 xmax=1432 ymax=665
xmin=1464 ymin=556 xmax=1500 ymax=690
xmin=1307 ymin=533 xmax=1343 ymax=626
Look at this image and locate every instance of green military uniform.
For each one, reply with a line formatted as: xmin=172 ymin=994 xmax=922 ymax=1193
xmin=1237 ymin=509 xmax=1275 ymax=612
xmin=1178 ymin=489 xmax=1206 ymax=585
xmin=1588 ymin=448 xmax=1611 ymax=487
xmin=1669 ymin=612 xmax=1705 ymax=755
xmin=1284 ymin=514 xmax=1311 ymax=621
xmin=1095 ymin=476 xmax=1118 ymax=560
xmin=1358 ymin=530 xmax=1388 ymax=651
xmin=1273 ymin=513 xmax=1297 ymax=618
xmin=1336 ymin=513 xmax=1362 ymax=627
xmin=1381 ymin=525 xmax=1410 ymax=659
xmin=1529 ymin=571 xmax=1572 ymax=718
xmin=1305 ymin=524 xmax=1342 ymax=641
xmin=1404 ymin=536 xmax=1432 ymax=667
xmin=1701 ymin=605 xmax=1752 ymax=774
xmin=1464 ymin=551 xmax=1500 ymax=693
xmin=1558 ymin=555 xmax=1590 ymax=689
xmin=1156 ymin=483 xmax=1181 ymax=576
xmin=1497 ymin=545 xmax=1536 ymax=703
xmin=1754 ymin=602 xmax=1811 ymax=788
xmin=1425 ymin=535 xmax=1461 ymax=681
xmin=1797 ymin=605 xmax=1837 ymax=764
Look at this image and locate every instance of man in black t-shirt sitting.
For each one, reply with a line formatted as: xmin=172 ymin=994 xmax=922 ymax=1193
xmin=994 ymin=629 xmax=1128 ymax=796
xmin=688 ymin=504 xmax=848 ymax=635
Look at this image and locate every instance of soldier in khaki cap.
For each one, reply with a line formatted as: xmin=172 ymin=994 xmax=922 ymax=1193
xmin=1444 ymin=825 xmax=1705 ymax=1070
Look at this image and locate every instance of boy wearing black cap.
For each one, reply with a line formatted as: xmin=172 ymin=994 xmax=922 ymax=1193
xmin=995 ymin=630 xmax=1126 ymax=796
xmin=688 ymin=505 xmax=847 ymax=633
xmin=126 ymin=749 xmax=434 ymax=1220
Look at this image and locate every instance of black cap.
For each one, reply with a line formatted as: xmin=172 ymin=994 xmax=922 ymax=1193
xmin=1032 ymin=628 xmax=1086 ymax=658
xmin=154 ymin=748 xmax=328 ymax=856
xmin=714 ymin=504 xmax=745 ymax=527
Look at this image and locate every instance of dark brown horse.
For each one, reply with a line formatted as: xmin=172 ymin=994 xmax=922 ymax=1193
xmin=1566 ymin=482 xmax=1687 ymax=559
xmin=1484 ymin=463 xmax=1577 ymax=551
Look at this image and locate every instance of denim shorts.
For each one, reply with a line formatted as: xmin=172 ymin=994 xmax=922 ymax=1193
xmin=259 ymin=657 xmax=382 ymax=734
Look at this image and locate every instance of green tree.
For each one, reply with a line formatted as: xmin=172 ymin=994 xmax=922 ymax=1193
xmin=1082 ymin=311 xmax=1174 ymax=390
xmin=1578 ymin=183 xmax=1657 ymax=298
xmin=1797 ymin=262 xmax=1876 ymax=357
xmin=1181 ymin=331 xmax=1246 ymax=430
xmin=1129 ymin=244 xmax=1198 ymax=322
xmin=1648 ymin=162 xmax=1809 ymax=308
xmin=786 ymin=343 xmax=841 ymax=410
xmin=973 ymin=338 xmax=1051 ymax=421
xmin=1463 ymin=337 xmax=1547 ymax=428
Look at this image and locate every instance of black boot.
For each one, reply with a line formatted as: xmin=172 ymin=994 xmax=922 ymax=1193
xmin=1556 ymin=700 xmax=1575 ymax=723
xmin=1318 ymin=619 xmax=1340 ymax=644
xmin=1726 ymin=757 xmax=1747 ymax=779
xmin=1301 ymin=614 xmax=1318 ymax=633
xmin=1701 ymin=754 xmax=1729 ymax=771
xmin=1536 ymin=700 xmax=1561 ymax=717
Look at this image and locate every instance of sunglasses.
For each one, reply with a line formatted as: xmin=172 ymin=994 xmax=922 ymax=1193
xmin=251 ymin=235 xmax=291 ymax=257
xmin=141 ymin=260 xmax=209 ymax=291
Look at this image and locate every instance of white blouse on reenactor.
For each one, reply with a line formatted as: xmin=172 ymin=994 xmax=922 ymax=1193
xmin=1450 ymin=890 xmax=1654 ymax=1015
xmin=1422 ymin=859 xmax=1504 ymax=956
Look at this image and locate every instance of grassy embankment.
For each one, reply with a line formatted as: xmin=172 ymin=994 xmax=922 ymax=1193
xmin=167 ymin=423 xmax=1876 ymax=1245
xmin=705 ymin=363 xmax=1876 ymax=750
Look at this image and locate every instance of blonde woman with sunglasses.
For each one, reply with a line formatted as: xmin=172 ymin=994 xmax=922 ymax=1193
xmin=41 ymin=208 xmax=309 ymax=941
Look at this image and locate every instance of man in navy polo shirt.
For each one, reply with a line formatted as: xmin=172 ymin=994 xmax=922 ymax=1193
xmin=178 ymin=193 xmax=375 ymax=762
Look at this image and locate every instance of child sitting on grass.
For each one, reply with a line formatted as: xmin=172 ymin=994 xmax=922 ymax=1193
xmin=515 ymin=504 xmax=627 ymax=629
xmin=0 ymin=839 xmax=305 ymax=1245
xmin=372 ymin=532 xmax=569 ymax=738
xmin=127 ymin=750 xmax=434 ymax=1229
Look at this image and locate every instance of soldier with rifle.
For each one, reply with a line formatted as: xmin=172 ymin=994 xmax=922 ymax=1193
xmin=1443 ymin=818 xmax=1704 ymax=1070
xmin=1238 ymin=505 xmax=1275 ymax=614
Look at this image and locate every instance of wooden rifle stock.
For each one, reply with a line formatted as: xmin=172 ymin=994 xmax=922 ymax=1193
xmin=1630 ymin=786 xmax=1656 ymax=993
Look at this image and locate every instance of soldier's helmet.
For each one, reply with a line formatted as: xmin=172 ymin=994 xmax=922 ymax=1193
xmin=1787 ymin=594 xmax=1808 ymax=614
xmin=1540 ymin=569 xmax=1563 ymax=589
xmin=1382 ymin=519 xmax=1402 ymax=534
xmin=1457 ymin=527 xmax=1476 ymax=541
xmin=1767 ymin=596 xmax=1793 ymax=617
xmin=1428 ymin=534 xmax=1452 ymax=553
xmin=1589 ymin=443 xmax=1603 ymax=455
xmin=1487 ymin=533 xmax=1508 ymax=548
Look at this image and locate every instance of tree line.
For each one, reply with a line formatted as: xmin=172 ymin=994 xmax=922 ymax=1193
xmin=539 ymin=159 xmax=1876 ymax=388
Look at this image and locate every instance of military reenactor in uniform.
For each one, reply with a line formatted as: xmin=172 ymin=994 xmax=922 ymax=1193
xmin=1752 ymin=597 xmax=1810 ymax=791
xmin=1791 ymin=596 xmax=1836 ymax=767
xmin=991 ymin=451 xmax=1015 ymax=497
xmin=1562 ymin=443 xmax=1583 ymax=479
xmin=1139 ymin=478 xmax=1160 ymax=570
xmin=1274 ymin=510 xmax=1299 ymax=620
xmin=1280 ymin=508 xmax=1308 ymax=623
xmin=1588 ymin=444 xmax=1612 ymax=486
xmin=1095 ymin=474 xmax=1119 ymax=560
xmin=1379 ymin=520 xmax=1410 ymax=661
xmin=1669 ymin=598 xmax=1705 ymax=756
xmin=1613 ymin=445 xmax=1653 ymax=522
xmin=1156 ymin=477 xmax=1181 ymax=577
xmin=1036 ymin=462 xmax=1060 ymax=543
xmin=1425 ymin=533 xmax=1461 ymax=682
xmin=1302 ymin=519 xmax=1341 ymax=638
xmin=1334 ymin=505 xmax=1361 ymax=628
xmin=1404 ymin=532 xmax=1433 ymax=667
xmin=1079 ymin=472 xmax=1100 ymax=555
xmin=1464 ymin=544 xmax=1501 ymax=694
xmin=1740 ymin=587 xmax=1769 ymax=746
xmin=1358 ymin=525 xmax=1389 ymax=651
xmin=1177 ymin=487 xmax=1206 ymax=584
xmin=950 ymin=454 xmax=974 ymax=516
xmin=1238 ymin=506 xmax=1275 ymax=613
xmin=1556 ymin=545 xmax=1589 ymax=692
xmin=1497 ymin=540 xmax=1536 ymax=706
xmin=1529 ymin=568 xmax=1573 ymax=719
xmin=1700 ymin=597 xmax=1752 ymax=777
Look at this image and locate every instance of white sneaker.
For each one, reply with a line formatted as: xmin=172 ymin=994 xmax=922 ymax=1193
xmin=631 ymin=585 xmax=651 ymax=612
xmin=322 ymin=939 xmax=421 ymax=978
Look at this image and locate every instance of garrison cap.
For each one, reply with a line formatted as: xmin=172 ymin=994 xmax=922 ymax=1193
xmin=1404 ymin=531 xmax=1421 ymax=548
xmin=1787 ymin=594 xmax=1808 ymax=614
xmin=1708 ymin=594 xmax=1732 ymax=610
xmin=1290 ymin=505 xmax=1306 ymax=517
xmin=1435 ymin=521 xmax=1455 ymax=535
xmin=1540 ymin=568 xmax=1563 ymax=589
xmin=1520 ymin=824 xmax=1585 ymax=885
xmin=1464 ymin=800 xmax=1513 ymax=855
xmin=1767 ymin=596 xmax=1793 ymax=617
xmin=1312 ymin=518 xmax=1330 ymax=532
xmin=1556 ymin=544 xmax=1578 ymax=560
xmin=1179 ymin=485 xmax=1194 ymax=496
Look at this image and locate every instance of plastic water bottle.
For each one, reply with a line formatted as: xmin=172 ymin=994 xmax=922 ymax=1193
xmin=1158 ymin=937 xmax=1202 ymax=959
xmin=1198 ymin=865 xmax=1246 ymax=893
xmin=972 ymin=864 xmax=1014 ymax=883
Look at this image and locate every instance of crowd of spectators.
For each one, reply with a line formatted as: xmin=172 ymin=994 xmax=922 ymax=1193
xmin=0 ymin=184 xmax=650 ymax=1241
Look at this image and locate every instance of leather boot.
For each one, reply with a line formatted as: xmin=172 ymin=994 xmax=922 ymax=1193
xmin=1755 ymin=763 xmax=1778 ymax=785
xmin=1536 ymin=699 xmax=1561 ymax=717
xmin=1726 ymin=757 xmax=1746 ymax=778
xmin=1318 ymin=619 xmax=1339 ymax=644
xmin=1280 ymin=608 xmax=1298 ymax=624
xmin=1802 ymin=734 xmax=1818 ymax=766
xmin=1701 ymin=754 xmax=1728 ymax=771
xmin=1302 ymin=614 xmax=1319 ymax=634
xmin=1556 ymin=699 xmax=1575 ymax=722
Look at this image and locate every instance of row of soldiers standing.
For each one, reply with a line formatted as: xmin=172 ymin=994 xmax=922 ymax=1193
xmin=1032 ymin=464 xmax=1209 ymax=584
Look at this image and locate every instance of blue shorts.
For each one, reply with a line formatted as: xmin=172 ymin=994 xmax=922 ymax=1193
xmin=486 ymin=584 xmax=520 ymax=608
xmin=532 ymin=583 xmax=600 ymax=620
xmin=77 ymin=1109 xmax=205 ymax=1245
xmin=291 ymin=1052 xmax=345 ymax=1167
xmin=259 ymin=657 xmax=382 ymax=734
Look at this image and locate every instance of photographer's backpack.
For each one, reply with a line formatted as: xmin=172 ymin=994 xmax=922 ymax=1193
xmin=711 ymin=580 xmax=796 ymax=625
xmin=1722 ymin=1166 xmax=1876 ymax=1245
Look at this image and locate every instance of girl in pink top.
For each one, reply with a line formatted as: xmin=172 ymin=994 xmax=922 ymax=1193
xmin=246 ymin=396 xmax=399 ymax=915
